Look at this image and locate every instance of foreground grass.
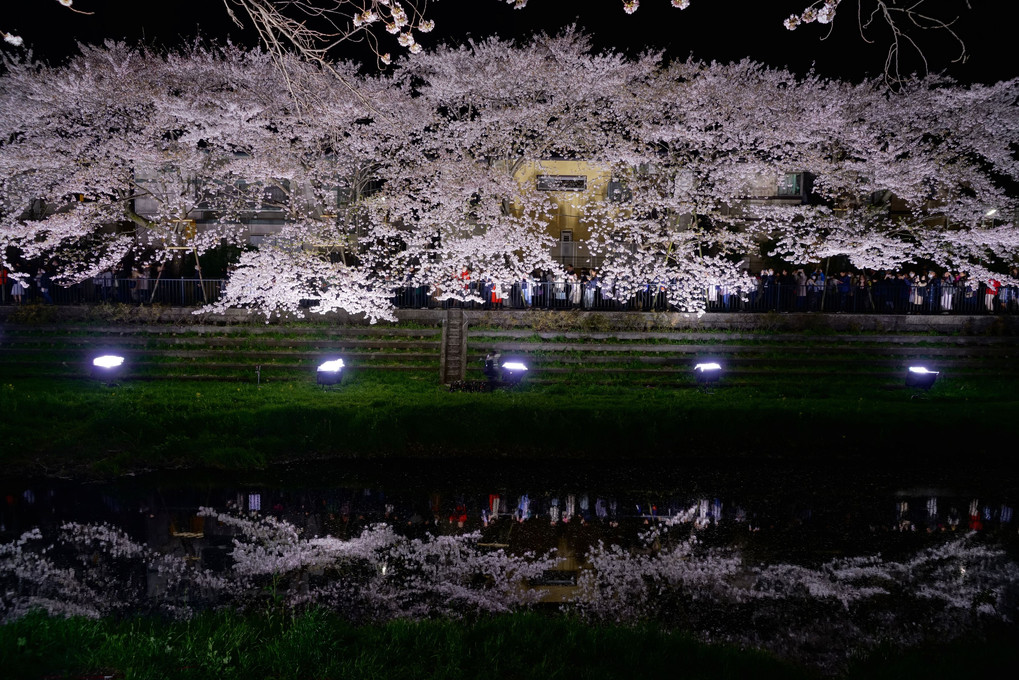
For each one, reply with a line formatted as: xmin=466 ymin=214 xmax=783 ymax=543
xmin=0 ymin=369 xmax=1016 ymax=476
xmin=0 ymin=609 xmax=812 ymax=680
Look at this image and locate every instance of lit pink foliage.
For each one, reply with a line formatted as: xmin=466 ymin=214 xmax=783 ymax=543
xmin=1 ymin=36 xmax=1017 ymax=319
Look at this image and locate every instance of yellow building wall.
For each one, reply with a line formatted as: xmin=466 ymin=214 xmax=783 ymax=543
xmin=510 ymin=160 xmax=613 ymax=240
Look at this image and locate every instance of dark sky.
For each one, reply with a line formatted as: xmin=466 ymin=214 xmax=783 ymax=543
xmin=4 ymin=0 xmax=1012 ymax=83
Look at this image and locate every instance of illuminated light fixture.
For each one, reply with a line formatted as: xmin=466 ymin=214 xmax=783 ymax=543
xmin=501 ymin=360 xmax=528 ymax=385
xmin=985 ymin=208 xmax=999 ymax=217
xmin=91 ymin=354 xmax=125 ymax=384
xmin=317 ymin=358 xmax=344 ymax=385
xmin=906 ymin=366 xmax=939 ymax=390
xmin=93 ymin=355 xmax=124 ymax=369
xmin=693 ymin=362 xmax=722 ymax=384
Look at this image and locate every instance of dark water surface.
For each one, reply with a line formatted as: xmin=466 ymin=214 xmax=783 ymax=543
xmin=3 ymin=459 xmax=1017 ymax=674
xmin=3 ymin=459 xmax=1017 ymax=559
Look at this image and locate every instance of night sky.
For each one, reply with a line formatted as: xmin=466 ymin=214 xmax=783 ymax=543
xmin=3 ymin=0 xmax=1014 ymax=83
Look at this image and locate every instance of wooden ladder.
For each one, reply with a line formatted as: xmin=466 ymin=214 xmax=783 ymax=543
xmin=439 ymin=307 xmax=467 ymax=384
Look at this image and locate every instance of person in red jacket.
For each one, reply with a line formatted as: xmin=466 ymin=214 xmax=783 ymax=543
xmin=985 ymin=278 xmax=1001 ymax=313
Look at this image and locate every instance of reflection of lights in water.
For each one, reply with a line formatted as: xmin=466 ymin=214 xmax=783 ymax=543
xmin=927 ymin=497 xmax=937 ymax=518
xmin=248 ymin=493 xmax=260 ymax=512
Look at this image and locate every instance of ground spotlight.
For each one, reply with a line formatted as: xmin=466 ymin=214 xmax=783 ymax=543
xmin=501 ymin=360 xmax=528 ymax=385
xmin=91 ymin=354 xmax=125 ymax=385
xmin=906 ymin=366 xmax=939 ymax=390
xmin=693 ymin=362 xmax=723 ymax=385
xmin=317 ymin=358 xmax=344 ymax=386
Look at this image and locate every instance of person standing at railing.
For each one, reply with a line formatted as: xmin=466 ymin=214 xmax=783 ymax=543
xmin=135 ymin=266 xmax=151 ymax=305
xmin=10 ymin=275 xmax=26 ymax=305
xmin=964 ymin=273 xmax=980 ymax=312
xmin=96 ymin=269 xmax=114 ymax=302
xmin=1000 ymin=270 xmax=1017 ymax=313
xmin=490 ymin=278 xmax=504 ymax=310
xmin=985 ymin=277 xmax=1001 ymax=313
xmin=777 ymin=269 xmax=794 ymax=311
xmin=830 ymin=271 xmax=849 ymax=313
xmin=910 ymin=273 xmax=927 ymax=314
xmin=584 ymin=269 xmax=599 ymax=310
xmin=519 ymin=273 xmax=533 ymax=309
xmin=794 ymin=269 xmax=807 ymax=311
xmin=807 ymin=273 xmax=823 ymax=311
xmin=940 ymin=271 xmax=955 ymax=313
xmin=568 ymin=268 xmax=581 ymax=309
xmin=892 ymin=272 xmax=908 ymax=313
xmin=35 ymin=268 xmax=52 ymax=304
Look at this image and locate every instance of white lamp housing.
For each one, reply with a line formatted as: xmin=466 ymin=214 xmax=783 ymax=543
xmin=694 ymin=362 xmax=723 ymax=384
xmin=317 ymin=358 xmax=344 ymax=385
xmin=906 ymin=366 xmax=939 ymax=390
xmin=93 ymin=355 xmax=125 ymax=369
xmin=91 ymin=354 xmax=125 ymax=384
xmin=501 ymin=360 xmax=528 ymax=385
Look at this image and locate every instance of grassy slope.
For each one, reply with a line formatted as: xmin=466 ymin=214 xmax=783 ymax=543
xmin=0 ymin=367 xmax=1015 ymax=477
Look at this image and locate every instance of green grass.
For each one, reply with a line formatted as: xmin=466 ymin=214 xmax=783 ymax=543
xmin=2 ymin=320 xmax=1017 ymax=475
xmin=0 ymin=365 xmax=1016 ymax=477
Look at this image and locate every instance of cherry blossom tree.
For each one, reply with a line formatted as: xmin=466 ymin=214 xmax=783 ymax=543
xmin=2 ymin=37 xmax=1017 ymax=319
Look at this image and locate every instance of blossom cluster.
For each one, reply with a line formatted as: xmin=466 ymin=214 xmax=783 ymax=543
xmin=785 ymin=0 xmax=843 ymax=30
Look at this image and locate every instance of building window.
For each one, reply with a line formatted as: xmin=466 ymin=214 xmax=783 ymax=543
xmin=537 ymin=175 xmax=587 ymax=192
xmin=777 ymin=173 xmax=803 ymax=196
xmin=561 ymin=230 xmax=573 ymax=242
xmin=606 ymin=179 xmax=632 ymax=203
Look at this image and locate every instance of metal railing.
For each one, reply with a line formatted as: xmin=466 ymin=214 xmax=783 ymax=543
xmin=4 ymin=278 xmax=225 ymax=307
xmin=395 ymin=280 xmax=1017 ymax=315
xmin=5 ymin=278 xmax=1017 ymax=315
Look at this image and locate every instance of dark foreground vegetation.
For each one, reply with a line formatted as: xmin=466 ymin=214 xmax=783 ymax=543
xmin=2 ymin=610 xmax=1015 ymax=680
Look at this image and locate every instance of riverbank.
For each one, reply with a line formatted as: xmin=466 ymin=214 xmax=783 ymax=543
xmin=0 ymin=369 xmax=1016 ymax=480
xmin=2 ymin=314 xmax=1018 ymax=479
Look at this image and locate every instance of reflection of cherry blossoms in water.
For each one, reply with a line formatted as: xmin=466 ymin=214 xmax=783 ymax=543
xmin=2 ymin=509 xmax=1017 ymax=672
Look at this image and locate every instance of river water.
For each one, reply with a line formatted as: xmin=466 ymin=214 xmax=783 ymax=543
xmin=2 ymin=459 xmax=1017 ymax=672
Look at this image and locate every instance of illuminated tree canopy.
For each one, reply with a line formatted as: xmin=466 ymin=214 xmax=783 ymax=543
xmin=1 ymin=36 xmax=1016 ymax=320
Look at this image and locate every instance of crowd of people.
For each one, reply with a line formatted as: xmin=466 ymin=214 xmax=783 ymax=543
xmin=406 ymin=265 xmax=1019 ymax=315
xmin=0 ymin=264 xmax=214 ymax=307
xmin=4 ymin=262 xmax=1018 ymax=315
xmin=708 ymin=267 xmax=1018 ymax=314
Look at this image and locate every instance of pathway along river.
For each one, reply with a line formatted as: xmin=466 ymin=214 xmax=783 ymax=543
xmin=2 ymin=459 xmax=1018 ymax=673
